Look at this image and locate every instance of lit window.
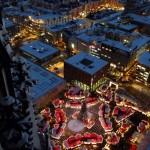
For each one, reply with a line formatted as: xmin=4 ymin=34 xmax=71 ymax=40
xmin=71 ymin=43 xmax=75 ymax=48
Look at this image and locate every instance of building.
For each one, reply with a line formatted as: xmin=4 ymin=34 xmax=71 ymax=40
xmin=64 ymin=27 xmax=90 ymax=52
xmin=3 ymin=6 xmax=72 ymax=33
xmin=4 ymin=6 xmax=30 ymax=31
xmin=107 ymin=17 xmax=138 ymax=32
xmin=0 ymin=14 xmax=42 ymax=149
xmin=3 ymin=18 xmax=19 ymax=37
xmin=123 ymin=0 xmax=150 ymax=15
xmin=45 ymin=19 xmax=85 ymax=45
xmin=0 ymin=31 xmax=15 ymax=98
xmin=64 ymin=52 xmax=109 ymax=91
xmin=85 ymin=10 xmax=122 ymax=27
xmin=29 ymin=12 xmax=72 ymax=32
xmin=134 ymin=51 xmax=150 ymax=85
xmin=19 ymin=56 xmax=66 ymax=107
xmin=70 ymin=25 xmax=150 ymax=71
xmin=19 ymin=40 xmax=60 ymax=66
xmin=31 ymin=0 xmax=123 ymax=19
xmin=127 ymin=13 xmax=150 ymax=35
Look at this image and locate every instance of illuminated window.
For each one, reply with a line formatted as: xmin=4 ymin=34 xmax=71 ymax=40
xmin=71 ymin=43 xmax=75 ymax=49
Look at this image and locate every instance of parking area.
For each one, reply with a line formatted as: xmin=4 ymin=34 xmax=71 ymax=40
xmin=47 ymin=61 xmax=64 ymax=78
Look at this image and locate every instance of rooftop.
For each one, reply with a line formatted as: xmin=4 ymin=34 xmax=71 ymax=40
xmin=19 ymin=56 xmax=65 ymax=101
xmin=77 ymin=33 xmax=100 ymax=43
xmin=86 ymin=11 xmax=122 ymax=23
xmin=77 ymin=26 xmax=150 ymax=53
xmin=128 ymin=13 xmax=150 ymax=25
xmin=138 ymin=51 xmax=150 ymax=67
xmin=46 ymin=19 xmax=85 ymax=33
xmin=101 ymin=35 xmax=150 ymax=53
xmin=36 ymin=13 xmax=62 ymax=21
xmin=87 ymin=10 xmax=118 ymax=20
xmin=65 ymin=52 xmax=108 ymax=75
xmin=3 ymin=18 xmax=15 ymax=28
xmin=4 ymin=6 xmax=55 ymax=20
xmin=20 ymin=41 xmax=59 ymax=60
xmin=108 ymin=18 xmax=137 ymax=31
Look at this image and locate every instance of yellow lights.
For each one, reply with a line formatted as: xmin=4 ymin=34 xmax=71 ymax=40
xmin=121 ymin=7 xmax=124 ymax=10
xmin=47 ymin=32 xmax=53 ymax=36
xmin=38 ymin=19 xmax=44 ymax=24
xmin=79 ymin=12 xmax=86 ymax=18
xmin=29 ymin=16 xmax=32 ymax=20
xmin=110 ymin=63 xmax=116 ymax=68
xmin=101 ymin=22 xmax=106 ymax=25
xmin=71 ymin=43 xmax=75 ymax=49
xmin=91 ymin=78 xmax=93 ymax=87
xmin=147 ymin=112 xmax=150 ymax=117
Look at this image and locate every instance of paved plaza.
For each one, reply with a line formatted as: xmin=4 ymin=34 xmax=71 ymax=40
xmin=40 ymin=83 xmax=150 ymax=150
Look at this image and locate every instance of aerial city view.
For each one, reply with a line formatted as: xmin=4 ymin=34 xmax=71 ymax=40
xmin=0 ymin=0 xmax=150 ymax=150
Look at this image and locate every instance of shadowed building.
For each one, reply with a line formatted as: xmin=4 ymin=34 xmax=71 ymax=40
xmin=0 ymin=8 xmax=43 ymax=150
xmin=124 ymin=0 xmax=137 ymax=14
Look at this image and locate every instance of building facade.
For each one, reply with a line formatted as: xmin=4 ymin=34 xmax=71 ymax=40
xmin=45 ymin=19 xmax=85 ymax=45
xmin=69 ymin=25 xmax=150 ymax=72
xmin=64 ymin=52 xmax=109 ymax=90
xmin=19 ymin=41 xmax=60 ymax=66
xmin=4 ymin=18 xmax=19 ymax=37
xmin=134 ymin=51 xmax=150 ymax=85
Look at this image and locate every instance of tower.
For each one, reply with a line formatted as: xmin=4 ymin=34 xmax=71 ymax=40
xmin=79 ymin=100 xmax=88 ymax=121
xmin=78 ymin=91 xmax=89 ymax=121
xmin=0 ymin=6 xmax=43 ymax=150
xmin=0 ymin=1 xmax=15 ymax=97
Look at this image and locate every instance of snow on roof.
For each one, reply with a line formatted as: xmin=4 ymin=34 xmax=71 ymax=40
xmin=74 ymin=25 xmax=103 ymax=35
xmin=19 ymin=56 xmax=65 ymax=101
xmin=65 ymin=52 xmax=108 ymax=75
xmin=77 ymin=26 xmax=150 ymax=53
xmin=98 ymin=11 xmax=122 ymax=22
xmin=46 ymin=19 xmax=85 ymax=33
xmin=20 ymin=41 xmax=59 ymax=60
xmin=86 ymin=11 xmax=122 ymax=26
xmin=3 ymin=18 xmax=15 ymax=28
xmin=128 ymin=13 xmax=150 ymax=25
xmin=101 ymin=35 xmax=150 ymax=53
xmin=18 ymin=0 xmax=30 ymax=6
xmin=108 ymin=18 xmax=137 ymax=31
xmin=138 ymin=51 xmax=150 ymax=67
xmin=87 ymin=10 xmax=121 ymax=21
xmin=35 ymin=13 xmax=62 ymax=21
xmin=77 ymin=33 xmax=100 ymax=43
xmin=33 ymin=6 xmax=53 ymax=13
xmin=5 ymin=9 xmax=30 ymax=18
xmin=74 ymin=27 xmax=89 ymax=35
xmin=4 ymin=6 xmax=54 ymax=20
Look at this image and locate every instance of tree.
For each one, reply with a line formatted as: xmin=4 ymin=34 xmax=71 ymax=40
xmin=79 ymin=100 xmax=87 ymax=121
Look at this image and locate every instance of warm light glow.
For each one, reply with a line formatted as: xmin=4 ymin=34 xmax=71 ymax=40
xmin=71 ymin=43 xmax=75 ymax=49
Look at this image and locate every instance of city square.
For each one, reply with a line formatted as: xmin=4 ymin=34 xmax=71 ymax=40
xmin=39 ymin=81 xmax=150 ymax=150
xmin=0 ymin=0 xmax=149 ymax=150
